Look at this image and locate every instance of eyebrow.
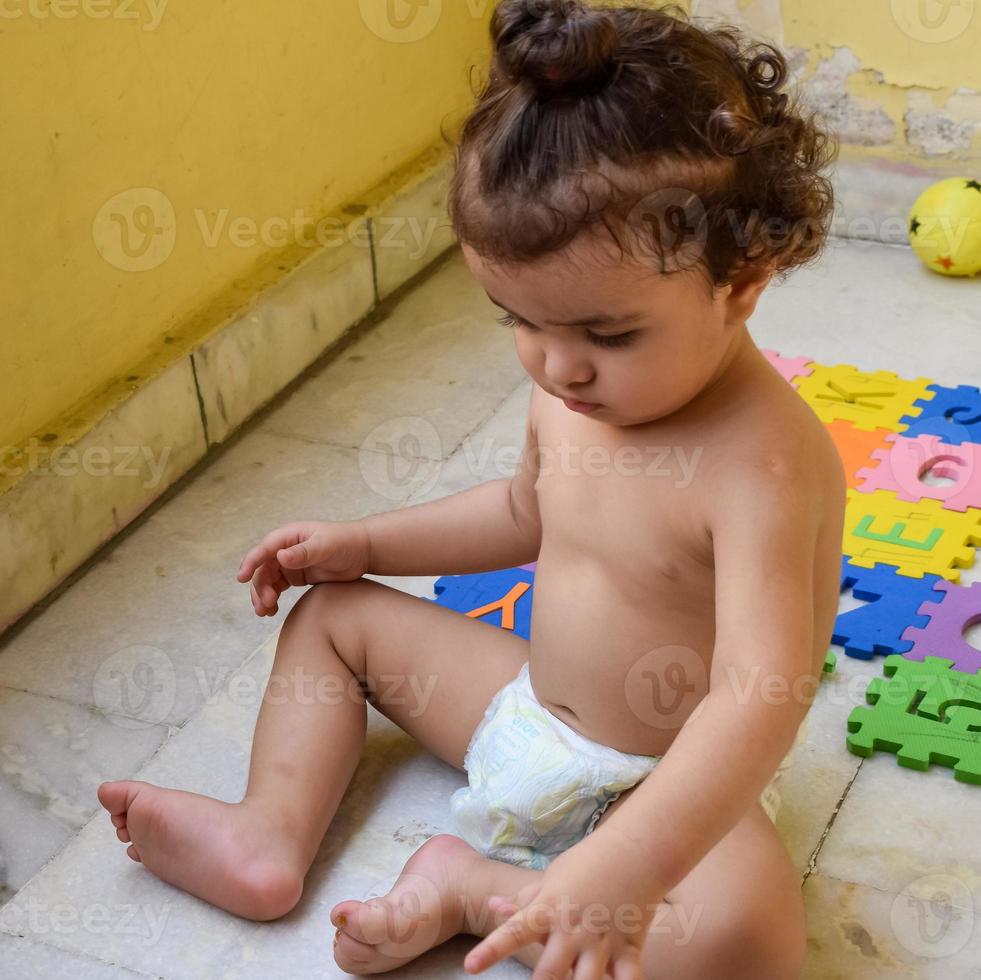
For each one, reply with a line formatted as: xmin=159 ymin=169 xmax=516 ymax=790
xmin=484 ymin=291 xmax=645 ymax=328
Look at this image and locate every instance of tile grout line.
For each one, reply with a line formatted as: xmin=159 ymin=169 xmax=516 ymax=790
xmin=188 ymin=351 xmax=211 ymax=449
xmin=0 ymin=930 xmax=163 ymax=979
xmin=800 ymin=757 xmax=864 ymax=886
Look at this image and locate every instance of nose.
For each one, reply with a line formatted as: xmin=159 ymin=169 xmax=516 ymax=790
xmin=541 ymin=341 xmax=595 ymax=390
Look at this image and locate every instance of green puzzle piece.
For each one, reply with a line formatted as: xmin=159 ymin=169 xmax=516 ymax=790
xmin=846 ymin=654 xmax=981 ymax=784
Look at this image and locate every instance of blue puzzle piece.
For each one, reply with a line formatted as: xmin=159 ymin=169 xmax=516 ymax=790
xmin=430 ymin=568 xmax=535 ymax=640
xmin=899 ymin=384 xmax=981 ymax=445
xmin=834 ymin=557 xmax=944 ymax=659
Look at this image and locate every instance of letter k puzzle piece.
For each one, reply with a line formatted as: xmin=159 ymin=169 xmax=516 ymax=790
xmin=846 ymin=654 xmax=981 ymax=783
xmin=843 ymin=489 xmax=981 ymax=581
xmin=795 ymin=364 xmax=934 ymax=431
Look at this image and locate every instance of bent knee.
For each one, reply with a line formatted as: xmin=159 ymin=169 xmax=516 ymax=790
xmin=711 ymin=897 xmax=807 ymax=980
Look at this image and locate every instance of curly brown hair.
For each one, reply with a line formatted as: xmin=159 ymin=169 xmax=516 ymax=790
xmin=446 ymin=0 xmax=838 ymax=289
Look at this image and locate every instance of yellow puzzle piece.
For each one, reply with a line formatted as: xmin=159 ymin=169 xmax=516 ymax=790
xmin=796 ymin=365 xmax=934 ymax=432
xmin=844 ymin=489 xmax=981 ymax=581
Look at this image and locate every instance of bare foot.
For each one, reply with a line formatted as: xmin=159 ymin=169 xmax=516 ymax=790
xmin=329 ymin=834 xmax=501 ymax=975
xmin=97 ymin=780 xmax=304 ymax=921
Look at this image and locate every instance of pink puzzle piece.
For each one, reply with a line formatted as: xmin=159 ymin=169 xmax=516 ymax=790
xmin=855 ymin=433 xmax=981 ymax=512
xmin=761 ymin=349 xmax=815 ymax=387
xmin=902 ymin=580 xmax=981 ymax=673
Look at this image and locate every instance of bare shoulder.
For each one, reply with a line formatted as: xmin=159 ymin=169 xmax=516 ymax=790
xmin=707 ymin=368 xmax=846 ymax=530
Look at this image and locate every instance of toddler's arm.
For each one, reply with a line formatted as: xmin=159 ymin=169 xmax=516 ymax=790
xmin=582 ymin=468 xmax=838 ymax=896
xmin=362 ymin=409 xmax=541 ymax=577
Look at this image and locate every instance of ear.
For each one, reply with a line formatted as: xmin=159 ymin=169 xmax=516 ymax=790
xmin=722 ymin=265 xmax=774 ymax=326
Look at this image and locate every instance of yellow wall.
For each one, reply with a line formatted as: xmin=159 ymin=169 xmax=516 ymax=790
xmin=0 ymin=1 xmax=492 ymax=450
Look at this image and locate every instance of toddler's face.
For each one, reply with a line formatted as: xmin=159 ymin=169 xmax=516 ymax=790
xmin=461 ymin=235 xmax=746 ymax=428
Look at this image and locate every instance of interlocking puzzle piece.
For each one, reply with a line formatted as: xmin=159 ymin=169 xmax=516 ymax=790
xmin=825 ymin=419 xmax=894 ymax=488
xmin=856 ymin=433 xmax=981 ymax=512
xmin=902 ymin=580 xmax=981 ymax=673
xmin=846 ymin=654 xmax=981 ymax=783
xmin=834 ymin=557 xmax=942 ymax=658
xmin=795 ymin=364 xmax=934 ymax=432
xmin=761 ymin=349 xmax=814 ymax=387
xmin=843 ymin=489 xmax=981 ymax=581
xmin=900 ymin=384 xmax=981 ymax=446
xmin=432 ymin=568 xmax=535 ymax=640
xmin=823 ymin=650 xmax=836 ymax=673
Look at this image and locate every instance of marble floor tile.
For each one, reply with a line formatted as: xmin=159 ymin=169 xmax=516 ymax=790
xmin=257 ymin=251 xmax=529 ymax=458
xmin=0 ymin=932 xmax=155 ymax=979
xmin=802 ymin=872 xmax=981 ymax=979
xmin=0 ymin=688 xmax=167 ymax=904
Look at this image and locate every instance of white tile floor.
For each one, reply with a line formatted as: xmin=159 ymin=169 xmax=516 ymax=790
xmin=1 ymin=239 xmax=980 ymax=978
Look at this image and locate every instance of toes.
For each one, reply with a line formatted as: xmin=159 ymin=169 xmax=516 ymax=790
xmin=111 ymin=813 xmax=127 ymax=830
xmin=116 ymin=827 xmax=132 ymax=843
xmin=126 ymin=844 xmax=142 ymax=863
xmin=333 ymin=928 xmax=376 ymax=969
xmin=98 ymin=780 xmax=142 ymax=817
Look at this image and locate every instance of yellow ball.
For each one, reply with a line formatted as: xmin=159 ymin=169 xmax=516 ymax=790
xmin=908 ymin=177 xmax=981 ymax=277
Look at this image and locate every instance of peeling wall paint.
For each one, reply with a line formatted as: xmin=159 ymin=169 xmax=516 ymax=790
xmin=691 ymin=0 xmax=981 ymax=163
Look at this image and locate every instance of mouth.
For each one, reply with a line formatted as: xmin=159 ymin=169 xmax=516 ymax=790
xmin=561 ymin=397 xmax=602 ymax=414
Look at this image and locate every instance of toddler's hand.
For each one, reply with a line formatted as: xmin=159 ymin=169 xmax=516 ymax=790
xmin=236 ymin=520 xmax=371 ymax=616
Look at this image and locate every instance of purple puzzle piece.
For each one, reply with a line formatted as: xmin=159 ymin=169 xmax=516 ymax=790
xmin=902 ymin=580 xmax=981 ymax=673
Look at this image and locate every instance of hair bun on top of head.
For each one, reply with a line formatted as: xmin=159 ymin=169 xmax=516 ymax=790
xmin=491 ymin=0 xmax=619 ymax=100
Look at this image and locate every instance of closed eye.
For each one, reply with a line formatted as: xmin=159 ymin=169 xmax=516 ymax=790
xmin=496 ymin=312 xmax=637 ymax=349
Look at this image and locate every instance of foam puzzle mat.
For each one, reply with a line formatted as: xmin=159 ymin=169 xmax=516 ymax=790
xmin=428 ymin=352 xmax=981 ymax=783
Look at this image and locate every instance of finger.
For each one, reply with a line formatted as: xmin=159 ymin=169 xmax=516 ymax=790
xmin=277 ymin=538 xmax=313 ymax=569
xmin=251 ymin=581 xmax=271 ymax=617
xmin=237 ymin=526 xmax=304 ymax=582
xmin=254 ymin=563 xmax=282 ymax=610
xmin=612 ymin=946 xmax=643 ymax=980
xmin=571 ymin=936 xmax=612 ymax=980
xmin=464 ymin=911 xmax=544 ymax=974
xmin=533 ymin=931 xmax=578 ymax=980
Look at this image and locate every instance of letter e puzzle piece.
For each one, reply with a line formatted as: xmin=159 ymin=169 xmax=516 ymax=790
xmin=834 ymin=557 xmax=942 ymax=658
xmin=899 ymin=384 xmax=981 ymax=446
xmin=795 ymin=364 xmax=934 ymax=431
xmin=843 ymin=489 xmax=981 ymax=581
xmin=855 ymin=433 xmax=981 ymax=512
xmin=902 ymin=580 xmax=981 ymax=673
xmin=847 ymin=654 xmax=981 ymax=783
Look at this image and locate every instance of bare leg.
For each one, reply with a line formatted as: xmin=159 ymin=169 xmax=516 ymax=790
xmin=98 ymin=578 xmax=529 ymax=921
xmin=329 ymin=801 xmax=806 ymax=978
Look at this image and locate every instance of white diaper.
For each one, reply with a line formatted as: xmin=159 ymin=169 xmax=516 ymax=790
xmin=450 ymin=662 xmax=807 ymax=870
